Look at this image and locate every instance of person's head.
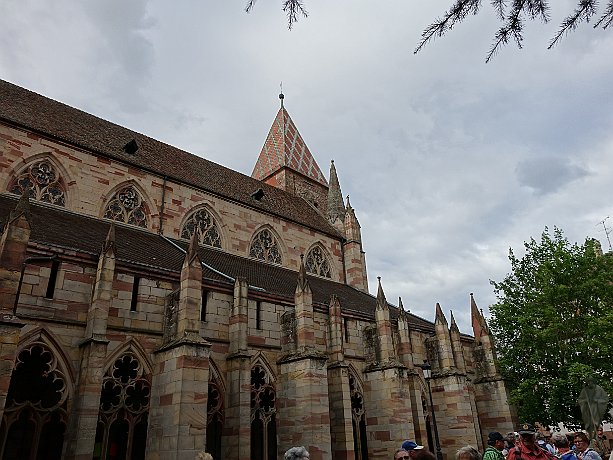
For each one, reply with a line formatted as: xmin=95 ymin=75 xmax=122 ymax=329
xmin=597 ymin=426 xmax=604 ymax=436
xmin=551 ymin=432 xmax=569 ymax=449
xmin=402 ymin=441 xmax=424 ymax=458
xmin=574 ymin=432 xmax=590 ymax=452
xmin=517 ymin=423 xmax=537 ymax=448
xmin=195 ymin=453 xmax=213 ymax=460
xmin=488 ymin=432 xmax=505 ymax=451
xmin=395 ymin=449 xmax=411 ymax=460
xmin=456 ymin=446 xmax=482 ymax=460
xmin=414 ymin=450 xmax=437 ymax=460
xmin=284 ymin=446 xmax=310 ymax=460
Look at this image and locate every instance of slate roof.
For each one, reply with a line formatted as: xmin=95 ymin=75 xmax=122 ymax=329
xmin=0 ymin=79 xmax=339 ymax=238
xmin=251 ymin=106 xmax=328 ymax=186
xmin=0 ymin=195 xmax=435 ymax=331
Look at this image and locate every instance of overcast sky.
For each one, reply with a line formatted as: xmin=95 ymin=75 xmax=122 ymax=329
xmin=1 ymin=1 xmax=612 ymax=333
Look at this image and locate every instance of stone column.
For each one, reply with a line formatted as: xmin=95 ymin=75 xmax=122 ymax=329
xmin=224 ymin=277 xmax=251 ymax=460
xmin=277 ymin=261 xmax=332 ymax=459
xmin=147 ymin=234 xmax=212 ymax=460
xmin=65 ymin=224 xmax=115 ymax=460
xmin=326 ymin=295 xmax=355 ymax=460
xmin=0 ymin=196 xmax=30 ymax=419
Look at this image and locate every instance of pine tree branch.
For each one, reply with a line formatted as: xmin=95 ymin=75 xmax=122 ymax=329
xmin=283 ymin=0 xmax=308 ymax=29
xmin=549 ymin=0 xmax=597 ymax=49
xmin=486 ymin=0 xmax=526 ymax=62
xmin=414 ymin=0 xmax=482 ymax=55
xmin=594 ymin=0 xmax=613 ymax=28
xmin=491 ymin=0 xmax=507 ymax=21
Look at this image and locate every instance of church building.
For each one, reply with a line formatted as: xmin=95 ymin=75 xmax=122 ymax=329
xmin=0 ymin=79 xmax=515 ymax=460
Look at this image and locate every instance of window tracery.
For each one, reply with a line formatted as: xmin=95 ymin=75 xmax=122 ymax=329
xmin=305 ymin=246 xmax=332 ymax=278
xmin=350 ymin=373 xmax=369 ymax=460
xmin=93 ymin=353 xmax=150 ymax=460
xmin=9 ymin=160 xmax=66 ymax=206
xmin=206 ymin=376 xmax=224 ymax=460
xmin=0 ymin=343 xmax=69 ymax=459
xmin=249 ymin=229 xmax=281 ymax=264
xmin=103 ymin=186 xmax=148 ymax=228
xmin=251 ymin=364 xmax=277 ymax=460
xmin=181 ymin=209 xmax=222 ymax=248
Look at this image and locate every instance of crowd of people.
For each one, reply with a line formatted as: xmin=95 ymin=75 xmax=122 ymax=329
xmin=393 ymin=424 xmax=612 ymax=460
xmin=193 ymin=424 xmax=610 ymax=460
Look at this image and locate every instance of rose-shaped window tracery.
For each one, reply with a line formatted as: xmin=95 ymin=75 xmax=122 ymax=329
xmin=9 ymin=160 xmax=66 ymax=206
xmin=103 ymin=185 xmax=148 ymax=228
xmin=181 ymin=209 xmax=222 ymax=248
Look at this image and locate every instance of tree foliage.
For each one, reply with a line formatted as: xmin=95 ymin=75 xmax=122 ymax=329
xmin=248 ymin=1 xmax=613 ymax=62
xmin=489 ymin=227 xmax=613 ymax=427
xmin=415 ymin=1 xmax=613 ymax=62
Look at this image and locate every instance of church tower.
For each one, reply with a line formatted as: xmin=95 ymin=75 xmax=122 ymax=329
xmin=251 ymin=93 xmax=329 ymax=212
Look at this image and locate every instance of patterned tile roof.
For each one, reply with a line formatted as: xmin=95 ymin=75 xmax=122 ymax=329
xmin=0 ymin=195 xmax=435 ymax=332
xmin=0 ymin=79 xmax=339 ymax=238
xmin=251 ymin=106 xmax=328 ymax=186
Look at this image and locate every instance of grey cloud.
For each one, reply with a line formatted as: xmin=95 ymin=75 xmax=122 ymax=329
xmin=515 ymin=157 xmax=589 ymax=195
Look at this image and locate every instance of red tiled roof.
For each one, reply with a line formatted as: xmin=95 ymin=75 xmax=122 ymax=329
xmin=0 ymin=79 xmax=339 ymax=238
xmin=0 ymin=195 xmax=434 ymax=331
xmin=251 ymin=107 xmax=328 ymax=186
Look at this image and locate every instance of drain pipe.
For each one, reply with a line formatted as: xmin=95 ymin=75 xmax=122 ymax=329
xmin=159 ymin=234 xmax=266 ymax=292
xmin=14 ymin=254 xmax=58 ymax=315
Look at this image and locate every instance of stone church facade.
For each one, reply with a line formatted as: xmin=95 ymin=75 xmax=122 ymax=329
xmin=0 ymin=80 xmax=515 ymax=460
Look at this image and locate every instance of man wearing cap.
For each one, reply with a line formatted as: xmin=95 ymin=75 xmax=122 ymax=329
xmin=484 ymin=432 xmax=505 ymax=460
xmin=507 ymin=423 xmax=555 ymax=460
xmin=402 ymin=441 xmax=425 ymax=459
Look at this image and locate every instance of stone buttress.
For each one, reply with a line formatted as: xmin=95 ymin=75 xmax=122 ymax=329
xmin=470 ymin=294 xmax=515 ymax=443
xmin=224 ymin=276 xmax=252 ymax=460
xmin=149 ymin=234 xmax=211 ymax=460
xmin=326 ymin=294 xmax=355 ymax=460
xmin=0 ymin=195 xmax=28 ymax=421
xmin=425 ymin=303 xmax=479 ymax=458
xmin=397 ymin=298 xmax=429 ymax=447
xmin=65 ymin=224 xmax=115 ymax=460
xmin=277 ymin=257 xmax=332 ymax=460
xmin=362 ymin=279 xmax=414 ymax=459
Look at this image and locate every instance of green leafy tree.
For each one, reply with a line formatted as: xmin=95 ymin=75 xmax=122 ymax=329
xmin=489 ymin=227 xmax=613 ymax=427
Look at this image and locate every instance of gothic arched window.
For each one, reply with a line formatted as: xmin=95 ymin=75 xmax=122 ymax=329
xmin=0 ymin=343 xmax=69 ymax=460
xmin=93 ymin=353 xmax=151 ymax=460
xmin=181 ymin=209 xmax=222 ymax=248
xmin=103 ymin=186 xmax=148 ymax=228
xmin=9 ymin=160 xmax=66 ymax=206
xmin=249 ymin=229 xmax=281 ymax=264
xmin=251 ymin=364 xmax=277 ymax=460
xmin=350 ymin=373 xmax=369 ymax=460
xmin=206 ymin=376 xmax=224 ymax=460
xmin=305 ymin=246 xmax=332 ymax=278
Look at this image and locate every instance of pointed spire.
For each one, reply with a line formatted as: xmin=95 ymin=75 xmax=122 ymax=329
xmin=471 ymin=293 xmax=489 ymax=338
xmin=9 ymin=191 xmax=32 ymax=224
xmin=327 ymin=160 xmax=345 ymax=223
xmin=251 ymin=102 xmax=327 ymax=186
xmin=346 ymin=195 xmax=352 ymax=209
xmin=398 ymin=296 xmax=408 ymax=320
xmin=102 ymin=223 xmax=116 ymax=255
xmin=376 ymin=277 xmax=387 ymax=310
xmin=187 ymin=231 xmax=200 ymax=264
xmin=435 ymin=302 xmax=448 ymax=325
xmin=297 ymin=254 xmax=310 ymax=291
xmin=450 ymin=310 xmax=459 ymax=333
